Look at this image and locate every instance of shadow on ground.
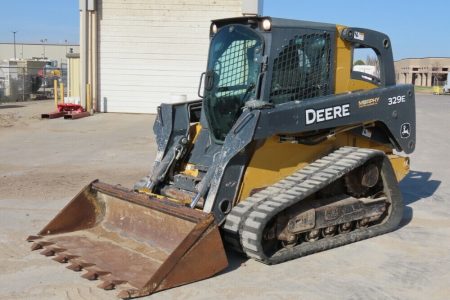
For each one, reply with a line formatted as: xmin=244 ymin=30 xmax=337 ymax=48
xmin=0 ymin=104 xmax=24 ymax=109
xmin=220 ymin=247 xmax=248 ymax=275
xmin=400 ymin=170 xmax=441 ymax=205
xmin=399 ymin=170 xmax=441 ymax=227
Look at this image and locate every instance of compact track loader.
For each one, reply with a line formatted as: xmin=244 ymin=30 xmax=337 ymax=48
xmin=28 ymin=17 xmax=415 ymax=298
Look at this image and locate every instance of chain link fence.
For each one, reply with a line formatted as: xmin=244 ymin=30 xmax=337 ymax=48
xmin=0 ymin=62 xmax=67 ymax=103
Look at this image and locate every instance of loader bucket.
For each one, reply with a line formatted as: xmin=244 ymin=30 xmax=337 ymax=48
xmin=27 ymin=181 xmax=228 ymax=299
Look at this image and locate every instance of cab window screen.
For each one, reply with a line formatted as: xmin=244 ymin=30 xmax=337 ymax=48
xmin=270 ymin=33 xmax=331 ymax=104
xmin=204 ymin=25 xmax=262 ymax=142
xmin=214 ymin=39 xmax=257 ymax=97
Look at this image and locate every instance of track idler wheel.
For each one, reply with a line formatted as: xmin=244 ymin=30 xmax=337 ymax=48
xmin=345 ymin=162 xmax=380 ymax=197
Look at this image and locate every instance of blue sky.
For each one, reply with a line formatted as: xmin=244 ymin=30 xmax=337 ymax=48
xmin=0 ymin=0 xmax=79 ymax=45
xmin=264 ymin=0 xmax=450 ymax=59
xmin=0 ymin=0 xmax=449 ymax=59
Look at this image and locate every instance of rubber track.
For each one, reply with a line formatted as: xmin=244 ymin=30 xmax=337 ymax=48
xmin=222 ymin=146 xmax=404 ymax=264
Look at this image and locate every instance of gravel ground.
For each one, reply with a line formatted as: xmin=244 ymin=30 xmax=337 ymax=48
xmin=0 ymin=95 xmax=449 ymax=300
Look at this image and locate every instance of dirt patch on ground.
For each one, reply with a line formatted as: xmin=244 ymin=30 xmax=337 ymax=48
xmin=0 ymin=112 xmax=20 ymax=127
xmin=0 ymin=101 xmax=50 ymax=128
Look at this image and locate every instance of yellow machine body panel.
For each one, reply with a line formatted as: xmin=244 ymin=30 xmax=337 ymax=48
xmin=388 ymin=154 xmax=410 ymax=181
xmin=238 ymin=137 xmax=332 ymax=202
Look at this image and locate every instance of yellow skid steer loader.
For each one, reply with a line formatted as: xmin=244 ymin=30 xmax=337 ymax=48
xmin=28 ymin=16 xmax=415 ymax=298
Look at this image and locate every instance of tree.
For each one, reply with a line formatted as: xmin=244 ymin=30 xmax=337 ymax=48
xmin=353 ymin=59 xmax=365 ymax=66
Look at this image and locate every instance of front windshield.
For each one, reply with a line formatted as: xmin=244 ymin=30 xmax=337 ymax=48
xmin=204 ymin=25 xmax=263 ymax=142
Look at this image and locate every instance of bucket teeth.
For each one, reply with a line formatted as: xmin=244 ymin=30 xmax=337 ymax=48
xmin=26 ymin=235 xmax=42 ymax=242
xmin=66 ymin=263 xmax=83 ymax=272
xmin=81 ymin=268 xmax=110 ymax=280
xmin=53 ymin=254 xmax=78 ymax=263
xmin=52 ymin=255 xmax=67 ymax=263
xmin=97 ymin=278 xmax=127 ymax=290
xmin=96 ymin=273 xmax=127 ymax=290
xmin=31 ymin=243 xmax=43 ymax=251
xmin=97 ymin=280 xmax=115 ymax=290
xmin=117 ymin=288 xmax=140 ymax=299
xmin=81 ymin=271 xmax=99 ymax=280
xmin=39 ymin=246 xmax=65 ymax=257
xmin=31 ymin=241 xmax=53 ymax=251
xmin=66 ymin=261 xmax=95 ymax=272
xmin=40 ymin=248 xmax=56 ymax=256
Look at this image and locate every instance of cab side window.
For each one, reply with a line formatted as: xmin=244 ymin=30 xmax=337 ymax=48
xmin=270 ymin=33 xmax=332 ymax=104
xmin=352 ymin=48 xmax=381 ymax=85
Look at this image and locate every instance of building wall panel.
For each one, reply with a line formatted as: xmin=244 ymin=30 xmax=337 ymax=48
xmin=98 ymin=0 xmax=242 ymax=113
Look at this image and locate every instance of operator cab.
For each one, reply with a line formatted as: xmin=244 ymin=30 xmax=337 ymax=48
xmin=202 ymin=17 xmax=336 ymax=143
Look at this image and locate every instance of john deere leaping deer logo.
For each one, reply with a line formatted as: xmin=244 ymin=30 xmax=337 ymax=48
xmin=400 ymin=123 xmax=411 ymax=139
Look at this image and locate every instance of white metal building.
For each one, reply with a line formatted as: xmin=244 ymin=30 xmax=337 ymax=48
xmin=80 ymin=0 xmax=262 ymax=113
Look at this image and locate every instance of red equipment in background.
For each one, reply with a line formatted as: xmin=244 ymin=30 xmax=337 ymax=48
xmin=41 ymin=103 xmax=90 ymax=119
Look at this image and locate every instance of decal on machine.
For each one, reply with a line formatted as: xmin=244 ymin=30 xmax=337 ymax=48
xmin=358 ymin=97 xmax=380 ymax=108
xmin=400 ymin=123 xmax=411 ymax=138
xmin=354 ymin=31 xmax=365 ymax=41
xmin=388 ymin=95 xmax=406 ymax=105
xmin=305 ymin=104 xmax=350 ymax=125
xmin=362 ymin=128 xmax=372 ymax=138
